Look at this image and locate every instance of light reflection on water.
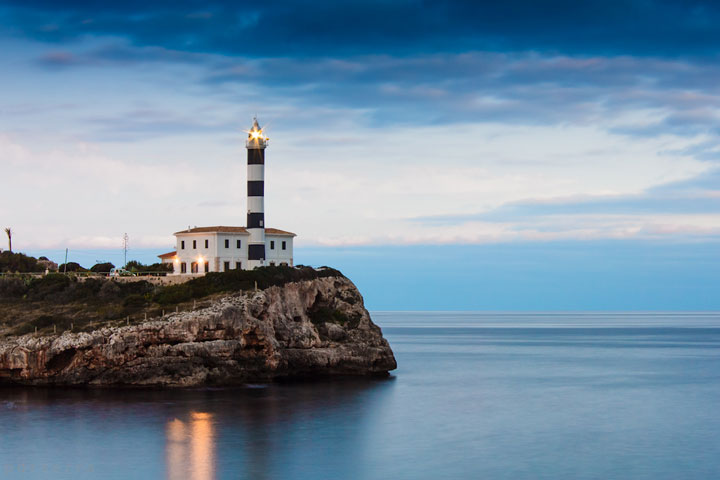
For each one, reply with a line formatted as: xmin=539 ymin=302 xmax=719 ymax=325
xmin=166 ymin=412 xmax=215 ymax=480
xmin=2 ymin=312 xmax=720 ymax=480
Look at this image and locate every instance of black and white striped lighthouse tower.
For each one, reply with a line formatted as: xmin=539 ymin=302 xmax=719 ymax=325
xmin=246 ymin=117 xmax=267 ymax=269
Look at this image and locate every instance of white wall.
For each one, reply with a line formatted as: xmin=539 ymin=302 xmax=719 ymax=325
xmin=265 ymin=235 xmax=294 ymax=266
xmin=174 ymin=232 xmax=249 ymax=273
xmin=172 ymin=231 xmax=294 ymax=273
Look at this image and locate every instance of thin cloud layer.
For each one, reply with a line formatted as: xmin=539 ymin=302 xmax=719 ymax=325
xmin=0 ymin=1 xmax=718 ymax=249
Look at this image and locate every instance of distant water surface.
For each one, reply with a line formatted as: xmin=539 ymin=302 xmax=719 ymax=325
xmin=1 ymin=312 xmax=720 ymax=480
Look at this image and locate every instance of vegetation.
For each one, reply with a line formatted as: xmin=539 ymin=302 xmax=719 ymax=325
xmin=125 ymin=260 xmax=173 ymax=275
xmin=308 ymin=305 xmax=362 ymax=328
xmin=153 ymin=265 xmax=343 ymax=305
xmin=0 ymin=251 xmax=41 ymax=273
xmin=0 ymin=265 xmax=345 ymax=336
xmin=57 ymin=262 xmax=87 ymax=272
xmin=90 ymin=262 xmax=115 ymax=273
xmin=0 ymin=253 xmax=172 ymax=276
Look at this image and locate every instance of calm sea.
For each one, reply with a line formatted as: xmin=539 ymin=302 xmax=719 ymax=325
xmin=2 ymin=312 xmax=720 ymax=480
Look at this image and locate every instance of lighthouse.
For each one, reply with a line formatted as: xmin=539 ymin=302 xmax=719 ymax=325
xmin=166 ymin=117 xmax=295 ymax=274
xmin=246 ymin=118 xmax=267 ymax=269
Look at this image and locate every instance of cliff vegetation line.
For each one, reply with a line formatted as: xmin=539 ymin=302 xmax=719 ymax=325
xmin=0 ymin=266 xmax=343 ymax=337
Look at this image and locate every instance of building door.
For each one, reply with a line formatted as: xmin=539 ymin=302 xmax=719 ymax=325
xmin=191 ymin=262 xmax=198 ymax=274
xmin=204 ymin=262 xmax=209 ymax=273
xmin=224 ymin=261 xmax=230 ymax=272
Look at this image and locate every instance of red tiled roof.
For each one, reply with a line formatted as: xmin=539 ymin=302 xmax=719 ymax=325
xmin=173 ymin=226 xmax=295 ymax=236
xmin=158 ymin=251 xmax=177 ymax=258
xmin=265 ymin=228 xmax=296 ymax=236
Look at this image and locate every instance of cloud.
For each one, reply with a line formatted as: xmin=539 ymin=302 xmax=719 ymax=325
xmin=1 ymin=122 xmax=712 ymax=249
xmin=6 ymin=13 xmax=720 ymax=140
xmin=5 ymin=1 xmax=720 ymax=58
xmin=406 ymin=167 xmax=720 ymax=242
xmin=23 ymin=44 xmax=720 ymax=142
xmin=3 ymin=2 xmax=720 ymax=250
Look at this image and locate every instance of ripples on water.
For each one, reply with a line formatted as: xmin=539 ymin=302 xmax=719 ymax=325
xmin=1 ymin=312 xmax=720 ymax=480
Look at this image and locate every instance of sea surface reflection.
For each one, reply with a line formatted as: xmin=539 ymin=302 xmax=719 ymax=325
xmin=0 ymin=378 xmax=394 ymax=480
xmin=2 ymin=312 xmax=720 ymax=480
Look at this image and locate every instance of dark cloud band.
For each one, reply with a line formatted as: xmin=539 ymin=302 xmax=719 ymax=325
xmin=4 ymin=1 xmax=720 ymax=58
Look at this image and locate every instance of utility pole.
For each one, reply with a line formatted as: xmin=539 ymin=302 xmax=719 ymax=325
xmin=123 ymin=233 xmax=129 ymax=268
xmin=63 ymin=248 xmax=68 ymax=274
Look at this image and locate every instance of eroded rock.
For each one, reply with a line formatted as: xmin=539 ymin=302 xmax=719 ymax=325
xmin=0 ymin=276 xmax=396 ymax=386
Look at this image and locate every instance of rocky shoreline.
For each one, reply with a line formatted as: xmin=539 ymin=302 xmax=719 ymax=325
xmin=0 ymin=276 xmax=396 ymax=386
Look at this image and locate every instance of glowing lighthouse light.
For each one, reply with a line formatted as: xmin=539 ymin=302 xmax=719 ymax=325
xmin=246 ymin=118 xmax=268 ymax=147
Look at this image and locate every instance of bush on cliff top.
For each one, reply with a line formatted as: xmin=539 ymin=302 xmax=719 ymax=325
xmin=90 ymin=262 xmax=115 ymax=273
xmin=153 ymin=265 xmax=344 ymax=305
xmin=0 ymin=251 xmax=40 ymax=273
xmin=126 ymin=260 xmax=173 ymax=274
xmin=57 ymin=262 xmax=87 ymax=272
xmin=0 ymin=274 xmax=155 ymax=303
xmin=0 ymin=265 xmax=346 ymax=336
xmin=0 ymin=265 xmax=344 ymax=306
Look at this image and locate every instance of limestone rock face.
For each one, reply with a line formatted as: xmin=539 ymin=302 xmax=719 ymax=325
xmin=0 ymin=277 xmax=396 ymax=386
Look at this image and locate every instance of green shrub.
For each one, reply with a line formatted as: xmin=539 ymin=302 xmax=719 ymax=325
xmin=152 ymin=265 xmax=344 ymax=305
xmin=12 ymin=314 xmax=74 ymax=335
xmin=123 ymin=293 xmax=148 ymax=308
xmin=72 ymin=278 xmax=103 ymax=297
xmin=0 ymin=251 xmax=40 ymax=273
xmin=126 ymin=260 xmax=173 ymax=275
xmin=27 ymin=274 xmax=72 ymax=301
xmin=0 ymin=277 xmax=28 ymax=299
xmin=90 ymin=262 xmax=115 ymax=273
xmin=57 ymin=262 xmax=86 ymax=272
xmin=154 ymin=283 xmax=193 ymax=305
xmin=308 ymin=306 xmax=349 ymax=326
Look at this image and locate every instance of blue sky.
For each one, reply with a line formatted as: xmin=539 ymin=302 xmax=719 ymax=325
xmin=2 ymin=1 xmax=719 ymax=309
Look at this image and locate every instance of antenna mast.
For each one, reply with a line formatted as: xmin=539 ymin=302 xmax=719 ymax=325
xmin=123 ymin=233 xmax=129 ymax=268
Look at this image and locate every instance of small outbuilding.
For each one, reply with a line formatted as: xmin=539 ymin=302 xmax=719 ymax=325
xmin=158 ymin=251 xmax=177 ymax=265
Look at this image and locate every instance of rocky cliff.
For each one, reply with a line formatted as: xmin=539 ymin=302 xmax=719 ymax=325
xmin=0 ymin=276 xmax=396 ymax=386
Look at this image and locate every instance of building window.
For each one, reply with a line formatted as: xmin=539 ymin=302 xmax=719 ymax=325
xmin=181 ymin=262 xmax=187 ymax=273
xmin=235 ymin=262 xmax=241 ymax=270
xmin=236 ymin=239 xmax=241 ymax=248
xmin=282 ymin=241 xmax=286 ymax=250
xmin=224 ymin=239 xmax=229 ymax=248
xmin=191 ymin=262 xmax=198 ymax=273
xmin=192 ymin=240 xmax=197 ymax=249
xmin=181 ymin=240 xmax=185 ymax=250
xmin=270 ymin=240 xmax=275 ymax=250
xmin=224 ymin=261 xmax=230 ymax=272
xmin=205 ymin=239 xmax=209 ymax=248
xmin=204 ymin=262 xmax=209 ymax=273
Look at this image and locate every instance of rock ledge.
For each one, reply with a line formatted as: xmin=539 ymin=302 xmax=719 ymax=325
xmin=0 ymin=276 xmax=396 ymax=386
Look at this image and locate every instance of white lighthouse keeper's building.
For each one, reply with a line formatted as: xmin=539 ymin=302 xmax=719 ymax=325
xmin=165 ymin=118 xmax=296 ymax=275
